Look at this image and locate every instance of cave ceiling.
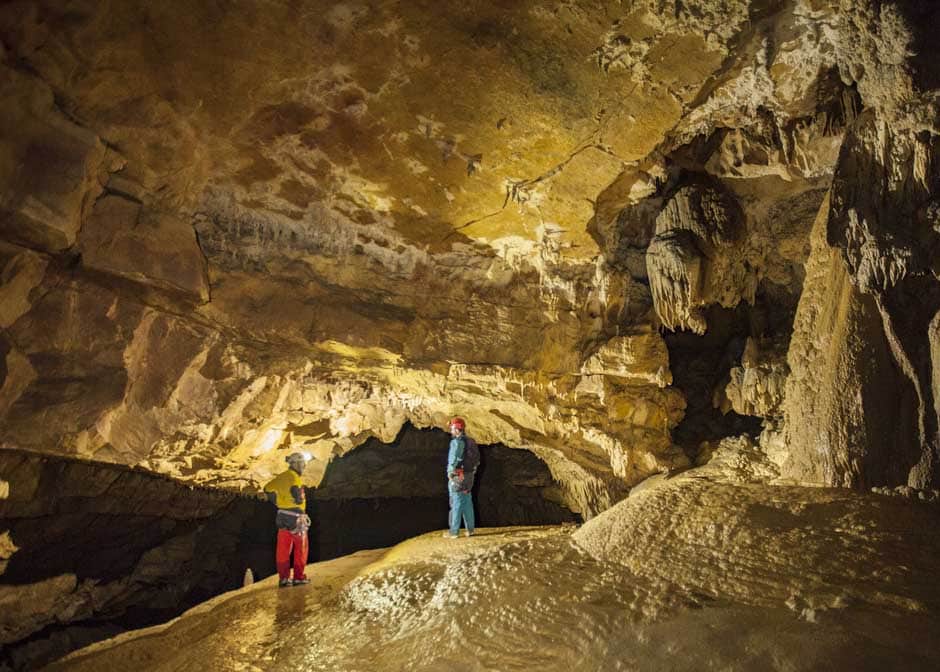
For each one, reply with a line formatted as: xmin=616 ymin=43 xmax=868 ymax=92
xmin=1 ymin=0 xmax=938 ymax=515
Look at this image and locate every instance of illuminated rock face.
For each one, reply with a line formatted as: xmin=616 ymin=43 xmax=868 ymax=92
xmin=646 ymin=177 xmax=747 ymax=334
xmin=1 ymin=0 xmax=939 ymax=514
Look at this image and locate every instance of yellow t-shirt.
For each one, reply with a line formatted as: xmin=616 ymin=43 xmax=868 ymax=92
xmin=264 ymin=469 xmax=305 ymax=510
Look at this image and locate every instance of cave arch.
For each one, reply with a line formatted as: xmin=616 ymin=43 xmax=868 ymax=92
xmin=307 ymin=423 xmax=580 ymax=560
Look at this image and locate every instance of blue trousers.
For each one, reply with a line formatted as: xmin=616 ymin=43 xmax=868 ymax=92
xmin=449 ymin=489 xmax=475 ymax=536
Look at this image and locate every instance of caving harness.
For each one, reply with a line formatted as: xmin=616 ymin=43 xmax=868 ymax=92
xmin=276 ymin=509 xmax=311 ymax=534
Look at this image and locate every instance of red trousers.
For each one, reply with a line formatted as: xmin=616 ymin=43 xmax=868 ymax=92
xmin=276 ymin=529 xmax=308 ymax=580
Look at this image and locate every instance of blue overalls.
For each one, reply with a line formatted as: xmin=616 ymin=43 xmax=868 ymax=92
xmin=447 ymin=435 xmax=475 ymax=536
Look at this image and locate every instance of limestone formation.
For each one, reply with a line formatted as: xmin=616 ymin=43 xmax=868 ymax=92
xmin=2 ymin=0 xmax=940 ymax=669
xmin=718 ymin=336 xmax=789 ymax=419
xmin=0 ymin=65 xmax=110 ymax=253
xmin=646 ymin=176 xmax=748 ymax=333
xmin=79 ymin=194 xmax=210 ymax=302
xmin=0 ymin=0 xmax=938 ymax=538
xmin=781 ymin=113 xmax=940 ymax=488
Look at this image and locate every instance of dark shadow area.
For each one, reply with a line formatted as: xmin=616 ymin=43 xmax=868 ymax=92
xmin=903 ymin=1 xmax=940 ymax=94
xmin=665 ymin=303 xmax=769 ymax=453
xmin=309 ymin=423 xmax=579 ymax=561
xmin=0 ymin=449 xmax=274 ymax=671
xmin=311 ymin=496 xmax=447 ymax=560
xmin=859 ymin=275 xmax=940 ymax=487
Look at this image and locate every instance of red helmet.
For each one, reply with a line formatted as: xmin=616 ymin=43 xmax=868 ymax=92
xmin=448 ymin=417 xmax=466 ymax=431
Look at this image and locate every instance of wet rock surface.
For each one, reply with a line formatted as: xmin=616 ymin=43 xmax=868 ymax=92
xmin=46 ymin=471 xmax=940 ymax=672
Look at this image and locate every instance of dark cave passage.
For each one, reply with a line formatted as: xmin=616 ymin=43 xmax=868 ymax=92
xmin=309 ymin=423 xmax=580 ymax=561
xmin=0 ymin=449 xmax=274 ymax=671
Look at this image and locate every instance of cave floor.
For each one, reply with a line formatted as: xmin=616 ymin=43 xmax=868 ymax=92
xmin=47 ymin=475 xmax=940 ymax=672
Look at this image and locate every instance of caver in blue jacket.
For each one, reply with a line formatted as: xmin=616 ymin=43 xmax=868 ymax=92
xmin=445 ymin=418 xmax=475 ymax=538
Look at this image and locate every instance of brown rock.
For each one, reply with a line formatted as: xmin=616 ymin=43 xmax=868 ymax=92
xmin=79 ymin=195 xmax=210 ymax=302
xmin=0 ymin=66 xmax=107 ymax=253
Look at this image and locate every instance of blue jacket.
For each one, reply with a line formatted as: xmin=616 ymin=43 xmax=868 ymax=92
xmin=447 ymin=436 xmax=465 ymax=489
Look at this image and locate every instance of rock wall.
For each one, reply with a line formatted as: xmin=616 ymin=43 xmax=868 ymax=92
xmin=779 ymin=1 xmax=940 ymax=489
xmin=0 ymin=449 xmax=273 ymax=670
xmin=780 ymin=192 xmax=920 ymax=487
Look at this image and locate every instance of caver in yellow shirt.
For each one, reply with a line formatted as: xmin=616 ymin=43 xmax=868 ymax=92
xmin=264 ymin=469 xmax=305 ymax=511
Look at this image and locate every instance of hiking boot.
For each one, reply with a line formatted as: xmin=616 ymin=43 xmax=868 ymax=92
xmin=292 ymin=578 xmax=310 ymax=586
xmin=442 ymin=532 xmax=459 ymax=539
xmin=278 ymin=578 xmax=292 ymax=588
xmin=464 ymin=529 xmax=474 ymax=538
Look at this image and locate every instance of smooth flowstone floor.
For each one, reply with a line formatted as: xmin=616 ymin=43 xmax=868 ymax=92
xmin=47 ymin=474 xmax=940 ymax=671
